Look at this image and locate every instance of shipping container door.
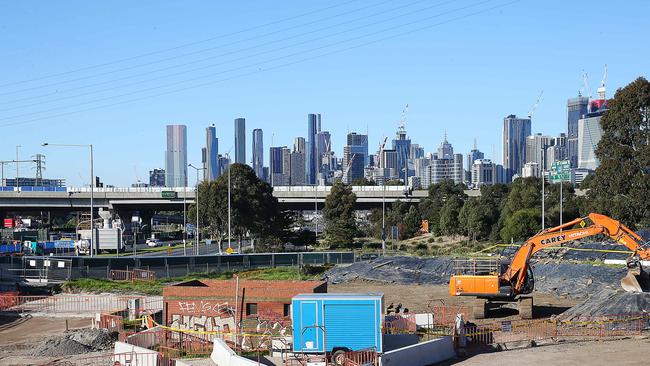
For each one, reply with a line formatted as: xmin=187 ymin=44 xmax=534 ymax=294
xmin=324 ymin=301 xmax=379 ymax=352
xmin=299 ymin=300 xmax=322 ymax=352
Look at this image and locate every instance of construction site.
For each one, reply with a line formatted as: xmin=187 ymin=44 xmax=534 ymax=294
xmin=0 ymin=213 xmax=649 ymax=365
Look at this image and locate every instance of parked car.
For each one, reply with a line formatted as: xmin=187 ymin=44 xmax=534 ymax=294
xmin=146 ymin=238 xmax=160 ymax=247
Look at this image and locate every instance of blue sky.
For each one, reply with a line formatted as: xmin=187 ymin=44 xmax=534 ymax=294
xmin=1 ymin=0 xmax=647 ymax=186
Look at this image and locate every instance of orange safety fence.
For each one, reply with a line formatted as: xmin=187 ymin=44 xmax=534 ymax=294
xmin=109 ymin=269 xmax=156 ymax=282
xmin=342 ymin=348 xmax=379 ymax=366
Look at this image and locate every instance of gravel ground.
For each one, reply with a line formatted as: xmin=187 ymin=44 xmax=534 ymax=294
xmin=560 ymin=289 xmax=650 ymax=320
xmin=29 ymin=328 xmax=116 ymax=357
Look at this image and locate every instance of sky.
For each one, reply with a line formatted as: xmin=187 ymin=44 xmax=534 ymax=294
xmin=0 ymin=0 xmax=648 ymax=187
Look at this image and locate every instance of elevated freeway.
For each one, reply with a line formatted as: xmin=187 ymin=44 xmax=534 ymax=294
xmin=0 ymin=185 xmax=480 ymax=213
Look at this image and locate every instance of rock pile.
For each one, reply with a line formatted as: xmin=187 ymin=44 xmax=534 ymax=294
xmin=30 ymin=328 xmax=116 ymax=357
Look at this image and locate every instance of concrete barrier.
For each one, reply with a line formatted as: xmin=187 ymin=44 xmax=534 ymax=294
xmin=380 ymin=337 xmax=455 ymax=366
xmin=210 ymin=338 xmax=259 ymax=366
xmin=114 ymin=341 xmax=160 ymax=366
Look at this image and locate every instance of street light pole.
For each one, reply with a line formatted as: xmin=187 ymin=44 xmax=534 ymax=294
xmin=42 ymin=142 xmax=94 ymax=257
xmin=15 ymin=145 xmax=21 ymax=187
xmin=189 ymin=164 xmax=205 ymax=256
xmin=227 ymin=153 xmax=232 ymax=251
xmin=382 ymin=182 xmax=386 ymax=255
xmin=183 ymin=177 xmax=187 ymax=256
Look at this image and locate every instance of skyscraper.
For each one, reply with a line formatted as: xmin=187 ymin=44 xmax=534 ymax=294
xmin=149 ymin=169 xmax=165 ymax=187
xmin=437 ymin=134 xmax=453 ymax=160
xmin=466 ymin=140 xmax=484 ymax=181
xmin=290 ymin=147 xmax=306 ymax=186
xmin=252 ymin=129 xmax=263 ymax=179
xmin=578 ymin=113 xmax=605 ymax=170
xmin=234 ymin=118 xmax=246 ymax=164
xmin=205 ymin=124 xmax=219 ymax=181
xmin=269 ymin=146 xmax=286 ymax=187
xmin=525 ymin=133 xmax=552 ymax=171
xmin=294 ymin=137 xmax=306 ymax=154
xmin=392 ymin=126 xmax=411 ymax=180
xmin=567 ymin=95 xmax=590 ymax=168
xmin=306 ymin=113 xmax=320 ymax=184
xmin=342 ymin=146 xmax=365 ymax=184
xmin=165 ymin=124 xmax=187 ymax=187
xmin=316 ymin=131 xmax=331 ymax=168
xmin=502 ymin=115 xmax=531 ymax=182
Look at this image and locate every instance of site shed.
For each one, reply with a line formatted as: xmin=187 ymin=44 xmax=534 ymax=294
xmin=292 ymin=293 xmax=384 ymax=353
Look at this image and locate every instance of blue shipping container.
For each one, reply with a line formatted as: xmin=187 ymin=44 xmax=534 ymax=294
xmin=292 ymin=293 xmax=383 ymax=353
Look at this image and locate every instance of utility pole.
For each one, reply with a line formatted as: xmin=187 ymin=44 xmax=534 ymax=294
xmin=189 ymin=164 xmax=205 ymax=256
xmin=382 ymin=183 xmax=386 ymax=255
xmin=227 ymin=152 xmax=232 ymax=251
xmin=15 ymin=145 xmax=21 ymax=187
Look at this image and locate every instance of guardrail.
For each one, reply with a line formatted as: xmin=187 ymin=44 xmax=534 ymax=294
xmin=0 ymin=294 xmax=163 ymax=314
xmin=110 ymin=269 xmax=156 ymax=282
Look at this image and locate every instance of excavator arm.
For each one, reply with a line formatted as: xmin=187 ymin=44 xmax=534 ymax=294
xmin=503 ymin=213 xmax=650 ymax=293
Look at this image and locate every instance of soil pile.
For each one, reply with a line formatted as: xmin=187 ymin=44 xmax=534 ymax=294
xmin=30 ymin=328 xmax=116 ymax=357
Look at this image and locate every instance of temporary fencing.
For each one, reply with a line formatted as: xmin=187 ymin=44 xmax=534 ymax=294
xmin=0 ymin=294 xmax=163 ymax=315
xmin=110 ymin=269 xmax=156 ymax=282
xmin=49 ymin=351 xmax=176 ymax=366
xmin=462 ymin=313 xmax=650 ymax=347
xmin=120 ymin=328 xmax=214 ymax=357
xmin=342 ymin=348 xmax=379 ymax=366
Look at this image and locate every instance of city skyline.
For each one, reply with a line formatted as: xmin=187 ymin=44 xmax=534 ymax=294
xmin=1 ymin=1 xmax=647 ymax=186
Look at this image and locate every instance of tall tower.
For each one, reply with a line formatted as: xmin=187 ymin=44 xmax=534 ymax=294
xmin=234 ymin=118 xmax=246 ymax=164
xmin=252 ymin=129 xmax=264 ymax=179
xmin=306 ymin=113 xmax=320 ymax=184
xmin=502 ymin=115 xmax=531 ymax=182
xmin=567 ymin=95 xmax=589 ymax=168
xmin=205 ymin=124 xmax=219 ymax=181
xmin=165 ymin=124 xmax=187 ymax=187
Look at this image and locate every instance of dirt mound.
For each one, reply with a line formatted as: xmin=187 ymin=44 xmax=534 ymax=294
xmin=29 ymin=328 xmax=116 ymax=357
xmin=560 ymin=288 xmax=650 ymax=321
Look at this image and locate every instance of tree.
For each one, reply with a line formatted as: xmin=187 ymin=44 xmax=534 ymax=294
xmin=188 ymin=163 xmax=290 ymax=247
xmin=497 ymin=177 xmax=541 ymax=238
xmin=500 ymin=209 xmax=541 ymax=242
xmin=586 ymin=77 xmax=650 ymax=228
xmin=459 ymin=198 xmax=495 ymax=241
xmin=544 ymin=182 xmax=580 ymax=227
xmin=402 ymin=206 xmax=422 ymax=238
xmin=419 ymin=180 xmax=467 ymax=235
xmin=351 ymin=177 xmax=375 ymax=186
xmin=323 ymin=181 xmax=358 ymax=246
xmin=439 ymin=196 xmax=464 ymax=235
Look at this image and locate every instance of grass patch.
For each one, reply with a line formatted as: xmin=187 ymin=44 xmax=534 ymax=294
xmin=61 ymin=266 xmax=331 ymax=296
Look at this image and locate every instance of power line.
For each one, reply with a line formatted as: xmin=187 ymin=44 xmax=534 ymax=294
xmin=0 ymin=0 xmax=449 ymax=112
xmin=0 ymin=0 xmax=363 ymax=88
xmin=0 ymin=0 xmax=520 ymax=128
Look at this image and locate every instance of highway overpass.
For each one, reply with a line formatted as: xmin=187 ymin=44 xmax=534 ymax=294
xmin=0 ymin=185 xmax=481 ymax=214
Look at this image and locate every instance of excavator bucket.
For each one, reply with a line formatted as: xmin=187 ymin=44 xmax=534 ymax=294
xmin=621 ymin=258 xmax=650 ymax=293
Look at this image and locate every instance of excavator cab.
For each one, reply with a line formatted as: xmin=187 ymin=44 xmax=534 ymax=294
xmin=621 ymin=256 xmax=650 ymax=293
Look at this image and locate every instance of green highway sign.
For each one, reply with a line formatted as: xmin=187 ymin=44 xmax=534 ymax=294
xmin=161 ymin=191 xmax=178 ymax=199
xmin=550 ymin=160 xmax=571 ymax=183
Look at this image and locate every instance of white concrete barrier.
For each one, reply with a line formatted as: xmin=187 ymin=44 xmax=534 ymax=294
xmin=380 ymin=337 xmax=455 ymax=366
xmin=604 ymin=259 xmax=650 ymax=266
xmin=210 ymin=338 xmax=259 ymax=366
xmin=114 ymin=341 xmax=160 ymax=366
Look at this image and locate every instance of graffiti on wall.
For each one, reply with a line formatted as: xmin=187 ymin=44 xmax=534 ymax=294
xmin=177 ymin=300 xmax=231 ymax=315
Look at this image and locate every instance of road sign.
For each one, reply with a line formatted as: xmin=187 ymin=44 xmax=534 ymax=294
xmin=226 ymin=247 xmax=235 ymax=254
xmin=161 ymin=191 xmax=177 ymax=199
xmin=550 ymin=160 xmax=571 ymax=183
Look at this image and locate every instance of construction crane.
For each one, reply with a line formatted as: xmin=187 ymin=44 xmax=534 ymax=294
xmin=398 ymin=104 xmax=409 ymax=132
xmin=581 ymin=71 xmax=592 ymax=100
xmin=597 ymin=64 xmax=608 ymax=100
xmin=343 ymin=153 xmax=357 ymax=183
xmin=449 ymin=213 xmax=650 ymax=319
xmin=527 ymin=90 xmax=544 ymax=119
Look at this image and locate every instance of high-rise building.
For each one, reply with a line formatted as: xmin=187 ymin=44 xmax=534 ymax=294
xmin=567 ymin=95 xmax=590 ymax=168
xmin=294 ymin=137 xmax=306 ymax=154
xmin=234 ymin=118 xmax=246 ymax=164
xmin=252 ymin=129 xmax=263 ymax=179
xmin=502 ymin=114 xmax=532 ymax=182
xmin=205 ymin=124 xmax=219 ymax=181
xmin=471 ymin=159 xmax=495 ymax=188
xmin=578 ymin=113 xmax=605 ymax=170
xmin=347 ymin=132 xmax=369 ymax=166
xmin=392 ymin=126 xmax=411 ymax=180
xmin=306 ymin=114 xmax=321 ymax=184
xmin=217 ymin=154 xmax=231 ymax=176
xmin=282 ymin=147 xmax=291 ymax=186
xmin=522 ymin=162 xmax=541 ymax=178
xmin=149 ymin=169 xmax=165 ymax=187
xmin=546 ymin=133 xmax=567 ymax=168
xmin=525 ymin=133 xmax=553 ymax=171
xmin=466 ymin=140 xmax=484 ymax=183
xmin=437 ymin=134 xmax=453 ymax=160
xmin=425 ymin=154 xmax=464 ymax=186
xmin=342 ymin=145 xmax=365 ymax=184
xmin=269 ymin=146 xmax=285 ymax=187
xmin=414 ymin=157 xmax=432 ymax=186
xmin=165 ymin=124 xmax=187 ymax=187
xmin=381 ymin=149 xmax=399 ymax=180
xmin=316 ymin=131 xmax=331 ymax=166
xmin=410 ymin=144 xmax=425 ymax=160
xmin=290 ymin=150 xmax=306 ymax=185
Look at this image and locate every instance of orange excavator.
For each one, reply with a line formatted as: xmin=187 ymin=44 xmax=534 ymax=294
xmin=449 ymin=213 xmax=650 ymax=319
